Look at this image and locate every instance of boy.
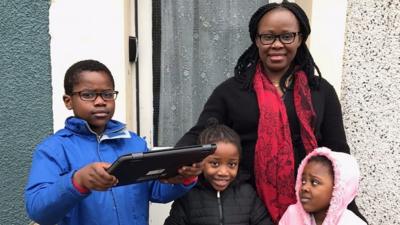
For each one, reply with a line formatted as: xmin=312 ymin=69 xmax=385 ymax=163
xmin=25 ymin=60 xmax=201 ymax=225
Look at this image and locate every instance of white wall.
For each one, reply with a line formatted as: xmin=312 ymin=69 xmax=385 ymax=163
xmin=136 ymin=0 xmax=155 ymax=145
xmin=341 ymin=1 xmax=400 ymax=223
xmin=308 ymin=0 xmax=348 ymax=96
xmin=49 ymin=0 xmax=130 ymax=131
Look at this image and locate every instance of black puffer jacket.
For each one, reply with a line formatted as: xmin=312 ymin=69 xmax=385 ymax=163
xmin=164 ymin=174 xmax=274 ymax=225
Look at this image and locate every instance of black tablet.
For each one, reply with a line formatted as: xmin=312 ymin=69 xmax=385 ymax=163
xmin=107 ymin=144 xmax=217 ymax=186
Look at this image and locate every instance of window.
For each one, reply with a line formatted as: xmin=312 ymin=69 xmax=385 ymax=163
xmin=153 ymin=0 xmax=267 ymax=146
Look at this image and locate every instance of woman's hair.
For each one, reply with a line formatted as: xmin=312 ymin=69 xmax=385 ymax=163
xmin=307 ymin=155 xmax=334 ymax=178
xmin=64 ymin=59 xmax=115 ymax=95
xmin=198 ymin=118 xmax=242 ymax=157
xmin=235 ymin=0 xmax=321 ymax=90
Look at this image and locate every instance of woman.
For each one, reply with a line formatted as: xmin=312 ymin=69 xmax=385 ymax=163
xmin=176 ymin=1 xmax=366 ymax=224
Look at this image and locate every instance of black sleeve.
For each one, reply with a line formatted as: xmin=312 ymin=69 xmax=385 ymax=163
xmin=348 ymin=200 xmax=369 ymax=224
xmin=176 ymin=83 xmax=228 ymax=147
xmin=249 ymin=188 xmax=274 ymax=225
xmin=318 ymin=82 xmax=350 ymax=153
xmin=163 ymin=199 xmax=188 ymax=225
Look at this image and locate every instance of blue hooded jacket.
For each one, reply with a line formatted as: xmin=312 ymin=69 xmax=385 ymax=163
xmin=25 ymin=117 xmax=194 ymax=225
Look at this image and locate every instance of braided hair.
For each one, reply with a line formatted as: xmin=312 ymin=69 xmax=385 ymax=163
xmin=234 ymin=0 xmax=321 ymax=90
xmin=198 ymin=118 xmax=242 ymax=157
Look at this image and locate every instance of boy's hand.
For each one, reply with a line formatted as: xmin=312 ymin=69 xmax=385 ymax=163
xmin=161 ymin=162 xmax=203 ymax=184
xmin=73 ymin=162 xmax=118 ymax=191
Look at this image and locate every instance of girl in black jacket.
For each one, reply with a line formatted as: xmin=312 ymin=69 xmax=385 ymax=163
xmin=164 ymin=119 xmax=273 ymax=225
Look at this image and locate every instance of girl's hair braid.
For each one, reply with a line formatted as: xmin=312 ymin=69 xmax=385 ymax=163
xmin=198 ymin=118 xmax=242 ymax=157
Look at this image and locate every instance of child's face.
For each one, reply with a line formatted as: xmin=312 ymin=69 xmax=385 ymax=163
xmin=300 ymin=161 xmax=334 ymax=217
xmin=202 ymin=142 xmax=240 ymax=192
xmin=63 ymin=71 xmax=115 ymax=134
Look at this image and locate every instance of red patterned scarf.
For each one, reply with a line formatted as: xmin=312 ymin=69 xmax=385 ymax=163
xmin=253 ymin=63 xmax=317 ymax=223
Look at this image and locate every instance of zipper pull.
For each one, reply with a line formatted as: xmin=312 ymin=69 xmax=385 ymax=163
xmin=217 ymin=191 xmax=223 ymax=225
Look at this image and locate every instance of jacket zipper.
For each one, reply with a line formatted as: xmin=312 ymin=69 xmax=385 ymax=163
xmin=217 ymin=191 xmax=224 ymax=225
xmin=93 ymin=127 xmax=121 ymax=225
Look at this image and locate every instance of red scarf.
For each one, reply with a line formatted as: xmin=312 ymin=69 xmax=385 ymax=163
xmin=253 ymin=63 xmax=317 ymax=223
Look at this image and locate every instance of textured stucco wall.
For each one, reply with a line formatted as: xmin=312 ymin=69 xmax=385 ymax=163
xmin=341 ymin=1 xmax=400 ymax=224
xmin=0 ymin=1 xmax=52 ymax=224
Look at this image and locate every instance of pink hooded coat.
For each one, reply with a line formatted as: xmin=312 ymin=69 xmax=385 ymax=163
xmin=279 ymin=147 xmax=366 ymax=225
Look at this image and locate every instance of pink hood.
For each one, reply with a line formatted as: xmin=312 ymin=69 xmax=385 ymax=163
xmin=291 ymin=147 xmax=360 ymax=225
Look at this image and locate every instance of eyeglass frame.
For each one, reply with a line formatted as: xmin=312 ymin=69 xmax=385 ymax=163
xmin=257 ymin=32 xmax=302 ymax=45
xmin=70 ymin=90 xmax=119 ymax=101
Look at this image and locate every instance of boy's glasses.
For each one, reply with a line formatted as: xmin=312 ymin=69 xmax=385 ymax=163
xmin=258 ymin=32 xmax=301 ymax=45
xmin=71 ymin=91 xmax=119 ymax=101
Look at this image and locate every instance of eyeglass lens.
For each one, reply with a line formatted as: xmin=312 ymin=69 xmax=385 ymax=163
xmin=79 ymin=91 xmax=117 ymax=101
xmin=259 ymin=32 xmax=297 ymax=45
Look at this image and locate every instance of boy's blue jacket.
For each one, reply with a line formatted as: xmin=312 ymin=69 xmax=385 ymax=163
xmin=25 ymin=117 xmax=194 ymax=225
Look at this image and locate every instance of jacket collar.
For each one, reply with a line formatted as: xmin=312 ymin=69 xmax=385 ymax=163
xmin=64 ymin=116 xmax=131 ymax=141
xmin=196 ymin=170 xmax=250 ymax=191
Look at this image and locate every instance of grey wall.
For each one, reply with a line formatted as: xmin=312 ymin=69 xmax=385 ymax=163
xmin=341 ymin=1 xmax=400 ymax=224
xmin=0 ymin=1 xmax=52 ymax=224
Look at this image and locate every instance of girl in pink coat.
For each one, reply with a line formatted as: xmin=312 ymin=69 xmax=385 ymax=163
xmin=279 ymin=147 xmax=367 ymax=225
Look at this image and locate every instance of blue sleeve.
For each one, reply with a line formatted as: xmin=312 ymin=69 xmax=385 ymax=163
xmin=147 ymin=180 xmax=195 ymax=203
xmin=24 ymin=143 xmax=88 ymax=225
